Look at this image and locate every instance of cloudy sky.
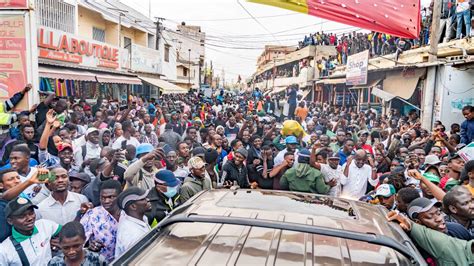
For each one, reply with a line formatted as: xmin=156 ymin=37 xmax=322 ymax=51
xmin=121 ymin=0 xmax=431 ymax=83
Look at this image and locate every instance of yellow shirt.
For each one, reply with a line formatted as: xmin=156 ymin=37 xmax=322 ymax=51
xmin=465 ymin=184 xmax=474 ymax=196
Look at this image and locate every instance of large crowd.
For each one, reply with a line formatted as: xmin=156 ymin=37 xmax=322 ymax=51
xmin=0 ymin=83 xmax=473 ymax=265
xmin=300 ymin=0 xmax=473 ymax=71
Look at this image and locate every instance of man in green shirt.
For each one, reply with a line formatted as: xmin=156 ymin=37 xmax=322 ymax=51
xmin=280 ymin=149 xmax=336 ymax=194
xmin=388 ymin=210 xmax=474 ymax=265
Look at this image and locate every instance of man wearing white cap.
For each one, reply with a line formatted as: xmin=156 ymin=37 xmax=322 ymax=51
xmin=72 ymin=127 xmax=101 ymax=172
xmin=114 ymin=187 xmax=151 ymax=258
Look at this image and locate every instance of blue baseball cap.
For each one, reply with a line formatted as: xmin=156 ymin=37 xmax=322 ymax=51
xmin=155 ymin=170 xmax=180 ymax=187
xmin=136 ymin=143 xmax=154 ymax=158
xmin=285 ymin=136 xmax=298 ymax=145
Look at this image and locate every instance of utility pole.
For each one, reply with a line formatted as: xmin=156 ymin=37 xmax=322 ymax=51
xmin=108 ymin=8 xmax=128 ymax=47
xmin=421 ymin=0 xmax=441 ymax=130
xmin=155 ymin=17 xmax=165 ymax=50
xmin=188 ymin=49 xmax=191 ymax=89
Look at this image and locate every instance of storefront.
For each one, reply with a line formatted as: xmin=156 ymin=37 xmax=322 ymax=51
xmin=371 ymin=68 xmax=425 ymax=116
xmin=37 ymin=27 xmax=141 ymax=101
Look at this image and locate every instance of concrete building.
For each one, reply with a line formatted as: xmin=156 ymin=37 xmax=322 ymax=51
xmin=257 ymin=45 xmax=297 ymax=73
xmin=34 ymin=0 xmax=187 ymax=102
xmin=165 ymin=23 xmax=206 ymax=90
xmin=318 ymin=37 xmax=474 ymax=128
xmin=251 ymin=45 xmax=336 ymax=100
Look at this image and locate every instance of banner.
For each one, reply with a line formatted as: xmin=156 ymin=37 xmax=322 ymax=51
xmin=0 ymin=0 xmax=28 ymax=9
xmin=346 ymin=50 xmax=368 ymax=86
xmin=38 ymin=27 xmax=122 ymax=70
xmin=0 ymin=14 xmax=28 ymax=108
xmin=131 ymin=44 xmax=161 ymax=74
xmin=248 ymin=0 xmax=420 ymax=38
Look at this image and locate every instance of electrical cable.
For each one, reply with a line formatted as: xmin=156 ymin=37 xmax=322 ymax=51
xmin=169 ymin=13 xmax=299 ymax=22
xmin=235 ymin=0 xmax=282 ymax=45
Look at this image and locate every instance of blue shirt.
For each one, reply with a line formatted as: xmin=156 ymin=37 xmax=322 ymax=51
xmin=338 ymin=149 xmax=353 ymax=166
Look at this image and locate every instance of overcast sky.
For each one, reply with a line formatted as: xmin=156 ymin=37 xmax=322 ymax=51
xmin=120 ymin=0 xmax=431 ymax=83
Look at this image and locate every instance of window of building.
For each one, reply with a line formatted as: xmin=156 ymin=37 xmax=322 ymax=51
xmin=183 ymin=68 xmax=188 ymax=77
xmin=124 ymin=37 xmax=132 ymax=53
xmin=35 ymin=0 xmax=76 ymax=33
xmin=148 ymin=33 xmax=156 ymax=49
xmin=92 ymin=27 xmax=105 ymax=42
xmin=165 ymin=45 xmax=170 ymax=62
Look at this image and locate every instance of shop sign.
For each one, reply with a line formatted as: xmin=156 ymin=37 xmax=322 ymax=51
xmin=346 ymin=50 xmax=368 ymax=86
xmin=0 ymin=0 xmax=28 ymax=9
xmin=38 ymin=27 xmax=121 ymax=70
xmin=131 ymin=44 xmax=161 ymax=74
xmin=0 ymin=14 xmax=28 ymax=108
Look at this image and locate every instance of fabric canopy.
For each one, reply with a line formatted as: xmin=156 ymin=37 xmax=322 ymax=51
xmin=248 ymin=0 xmax=420 ymax=38
xmin=316 ymin=78 xmax=346 ymax=85
xmin=271 ymin=86 xmax=287 ymax=95
xmin=371 ymin=87 xmax=396 ymax=102
xmin=301 ymin=89 xmax=311 ymax=99
xmin=139 ymin=76 xmax=188 ymax=94
xmin=39 ymin=66 xmax=141 ymax=84
xmin=383 ymin=68 xmax=426 ymax=100
xmin=350 ymin=79 xmax=382 ymax=89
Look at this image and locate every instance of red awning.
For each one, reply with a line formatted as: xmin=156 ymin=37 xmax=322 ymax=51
xmin=39 ymin=66 xmax=141 ymax=85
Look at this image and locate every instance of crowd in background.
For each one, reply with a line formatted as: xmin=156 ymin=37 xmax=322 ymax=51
xmin=0 ymin=82 xmax=472 ymax=265
xmin=299 ymin=0 xmax=473 ymax=71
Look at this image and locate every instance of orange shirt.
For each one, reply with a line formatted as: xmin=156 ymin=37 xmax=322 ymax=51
xmin=295 ymin=107 xmax=309 ymax=121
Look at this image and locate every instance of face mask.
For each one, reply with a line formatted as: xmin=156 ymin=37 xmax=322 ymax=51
xmin=163 ymin=186 xmax=178 ymax=198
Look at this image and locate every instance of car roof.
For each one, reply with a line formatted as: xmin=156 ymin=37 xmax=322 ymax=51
xmin=114 ymin=190 xmax=422 ymax=265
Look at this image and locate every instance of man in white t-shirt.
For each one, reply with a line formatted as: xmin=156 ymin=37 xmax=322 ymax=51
xmin=310 ymin=147 xmax=344 ymax=198
xmin=341 ymin=149 xmax=379 ymax=200
xmin=0 ymin=197 xmax=61 ymax=266
xmin=114 ymin=187 xmax=151 ymax=259
xmin=112 ymin=121 xmax=140 ymax=149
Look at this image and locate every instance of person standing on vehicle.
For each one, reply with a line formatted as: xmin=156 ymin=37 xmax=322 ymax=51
xmin=115 ymin=187 xmax=151 ymax=258
xmin=180 ymin=157 xmax=212 ymax=202
xmin=146 ymin=170 xmax=181 ymax=227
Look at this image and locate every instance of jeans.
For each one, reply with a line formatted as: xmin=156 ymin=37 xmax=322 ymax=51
xmin=456 ymin=10 xmax=471 ymax=39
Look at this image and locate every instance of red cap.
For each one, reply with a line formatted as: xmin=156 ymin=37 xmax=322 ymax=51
xmin=57 ymin=143 xmax=73 ymax=153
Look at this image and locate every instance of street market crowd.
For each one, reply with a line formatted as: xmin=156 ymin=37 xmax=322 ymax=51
xmin=0 ymin=83 xmax=473 ymax=265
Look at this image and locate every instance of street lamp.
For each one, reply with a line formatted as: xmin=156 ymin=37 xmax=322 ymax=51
xmin=188 ymin=49 xmax=191 ymax=88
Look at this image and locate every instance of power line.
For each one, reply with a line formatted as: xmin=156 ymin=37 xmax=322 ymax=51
xmin=236 ymin=0 xmax=282 ymax=45
xmin=168 ymin=13 xmax=299 ymax=22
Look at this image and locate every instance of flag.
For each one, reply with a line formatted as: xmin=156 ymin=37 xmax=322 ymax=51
xmin=247 ymin=0 xmax=420 ymax=38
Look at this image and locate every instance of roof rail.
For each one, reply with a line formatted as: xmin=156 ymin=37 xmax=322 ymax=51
xmin=153 ymin=212 xmax=424 ymax=264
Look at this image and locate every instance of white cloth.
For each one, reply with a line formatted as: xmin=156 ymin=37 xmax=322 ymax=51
xmin=112 ymin=136 xmax=140 ymax=149
xmin=340 ymin=161 xmax=378 ymax=200
xmin=0 ymin=219 xmax=60 ymax=266
xmin=320 ymin=164 xmax=344 ymax=197
xmin=37 ymin=191 xmax=89 ymax=225
xmin=456 ymin=0 xmax=470 ymax=12
xmin=273 ymin=148 xmax=299 ymax=168
xmin=115 ymin=213 xmax=151 ymax=258
xmin=73 ymin=141 xmax=101 ymax=171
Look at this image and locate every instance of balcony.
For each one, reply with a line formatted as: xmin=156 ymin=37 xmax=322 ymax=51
xmin=176 ymin=75 xmax=195 ymax=83
xmin=273 ymin=67 xmax=315 ymax=88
